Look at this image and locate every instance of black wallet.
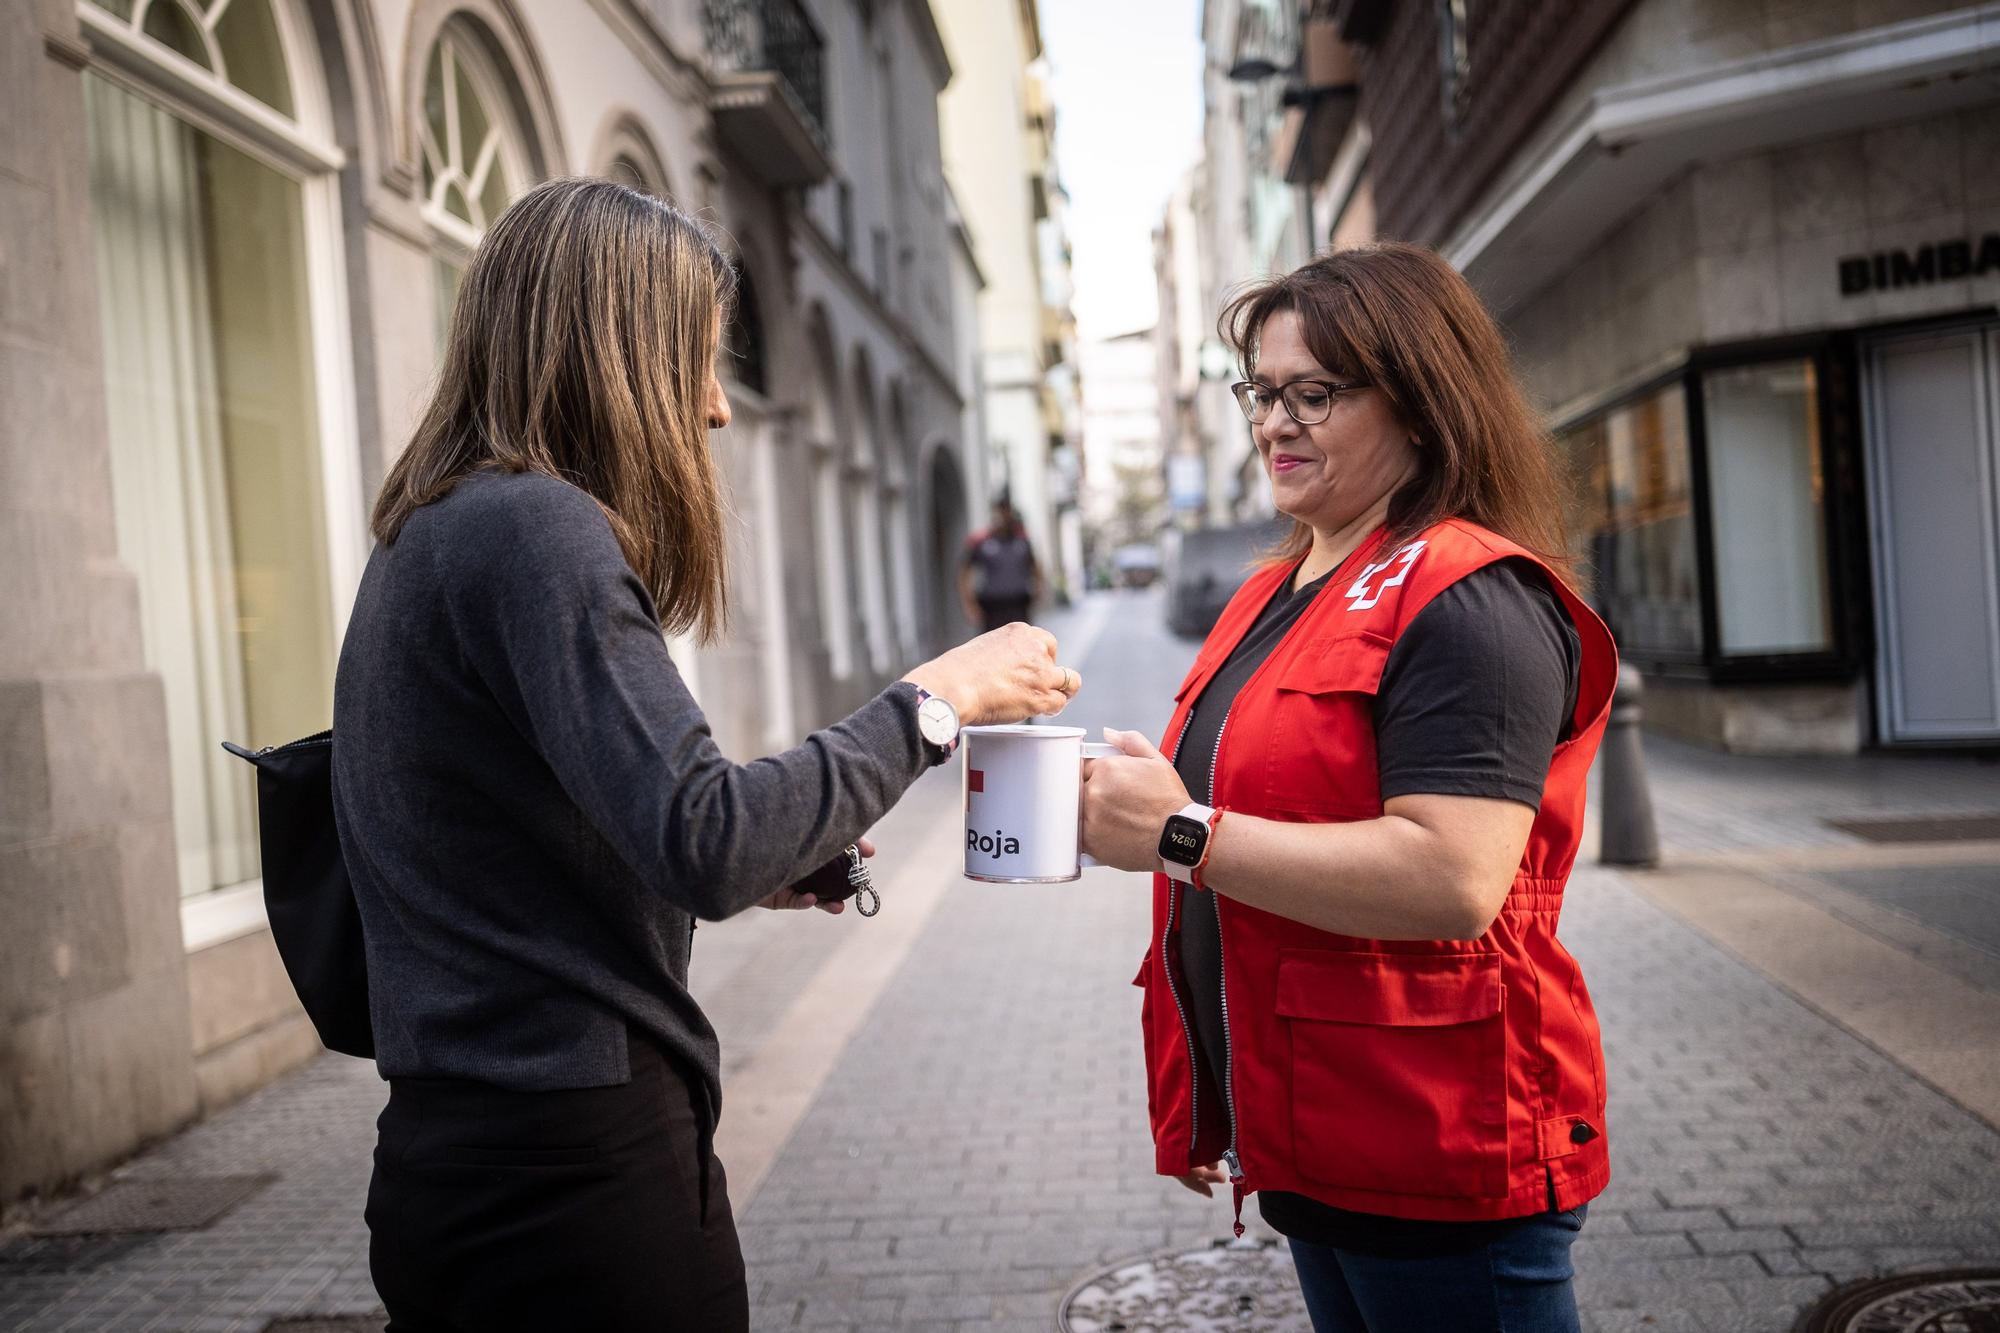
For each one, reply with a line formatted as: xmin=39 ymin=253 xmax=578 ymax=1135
xmin=788 ymin=845 xmax=879 ymax=915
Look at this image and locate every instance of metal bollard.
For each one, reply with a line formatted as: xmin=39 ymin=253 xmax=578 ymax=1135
xmin=1598 ymin=663 xmax=1661 ymax=867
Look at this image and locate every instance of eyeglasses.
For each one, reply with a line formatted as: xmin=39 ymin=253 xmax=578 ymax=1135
xmin=1230 ymin=378 xmax=1368 ymax=426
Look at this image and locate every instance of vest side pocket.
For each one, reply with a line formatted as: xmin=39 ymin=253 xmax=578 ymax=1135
xmin=1276 ymin=948 xmax=1510 ymax=1200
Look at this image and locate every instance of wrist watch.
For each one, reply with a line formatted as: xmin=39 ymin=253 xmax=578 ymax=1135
xmin=1159 ymin=802 xmax=1221 ymax=887
xmin=910 ymin=685 xmax=960 ymax=764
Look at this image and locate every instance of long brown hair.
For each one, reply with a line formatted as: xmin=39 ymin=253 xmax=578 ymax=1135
xmin=1220 ymin=243 xmax=1572 ymax=582
xmin=373 ymin=177 xmax=736 ymax=641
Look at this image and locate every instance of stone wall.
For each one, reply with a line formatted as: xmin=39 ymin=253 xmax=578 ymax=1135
xmin=1 ymin=1 xmax=200 ymax=1203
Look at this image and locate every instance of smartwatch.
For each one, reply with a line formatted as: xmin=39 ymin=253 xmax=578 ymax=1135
xmin=910 ymin=685 xmax=960 ymax=764
xmin=1159 ymin=802 xmax=1219 ymax=886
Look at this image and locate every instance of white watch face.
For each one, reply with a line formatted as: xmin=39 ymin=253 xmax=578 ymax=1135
xmin=917 ymin=695 xmax=959 ymax=747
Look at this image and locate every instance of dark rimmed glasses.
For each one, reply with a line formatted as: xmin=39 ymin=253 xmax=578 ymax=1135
xmin=1230 ymin=378 xmax=1368 ymax=426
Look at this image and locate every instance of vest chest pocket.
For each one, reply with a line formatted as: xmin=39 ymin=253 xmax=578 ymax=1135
xmin=1258 ymin=633 xmax=1392 ymax=817
xmin=1276 ymin=949 xmax=1510 ymax=1200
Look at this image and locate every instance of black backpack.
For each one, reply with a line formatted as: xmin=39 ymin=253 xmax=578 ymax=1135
xmin=221 ymin=732 xmax=374 ymax=1058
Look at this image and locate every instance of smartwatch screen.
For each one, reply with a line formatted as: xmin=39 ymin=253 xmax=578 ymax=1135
xmin=1159 ymin=814 xmax=1208 ymax=867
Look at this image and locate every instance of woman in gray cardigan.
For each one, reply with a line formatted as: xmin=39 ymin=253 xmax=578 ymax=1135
xmin=333 ymin=178 xmax=1076 ymax=1332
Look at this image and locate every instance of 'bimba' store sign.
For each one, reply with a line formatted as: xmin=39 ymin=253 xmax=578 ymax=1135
xmin=1838 ymin=233 xmax=2000 ymax=296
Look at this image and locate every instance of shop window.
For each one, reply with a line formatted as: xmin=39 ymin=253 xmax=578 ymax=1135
xmin=1602 ymin=385 xmax=1701 ymax=660
xmin=1556 ymin=416 xmax=1609 ymax=600
xmin=1700 ymin=360 xmax=1833 ymax=657
xmin=1559 ymin=383 xmax=1701 ymax=662
xmin=79 ymin=0 xmax=344 ymax=899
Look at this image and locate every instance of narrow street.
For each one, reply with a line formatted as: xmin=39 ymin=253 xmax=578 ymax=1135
xmin=4 ymin=589 xmax=1998 ymax=1331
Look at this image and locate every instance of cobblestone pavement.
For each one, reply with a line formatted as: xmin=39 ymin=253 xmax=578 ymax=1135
xmin=3 ymin=588 xmax=1997 ymax=1331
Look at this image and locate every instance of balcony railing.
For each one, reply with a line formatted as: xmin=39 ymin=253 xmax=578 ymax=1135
xmin=704 ymin=0 xmax=827 ymax=142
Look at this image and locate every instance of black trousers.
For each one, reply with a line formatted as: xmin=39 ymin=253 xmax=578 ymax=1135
xmin=366 ymin=1032 xmax=746 ymax=1332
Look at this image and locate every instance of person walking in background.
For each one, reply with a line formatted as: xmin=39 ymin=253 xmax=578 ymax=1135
xmin=960 ymin=496 xmax=1044 ymax=631
xmin=1082 ymin=243 xmax=1618 ymax=1332
xmin=334 ymin=178 xmax=1082 ymax=1333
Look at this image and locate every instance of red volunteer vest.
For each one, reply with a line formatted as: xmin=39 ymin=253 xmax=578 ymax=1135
xmin=1135 ymin=519 xmax=1619 ymax=1224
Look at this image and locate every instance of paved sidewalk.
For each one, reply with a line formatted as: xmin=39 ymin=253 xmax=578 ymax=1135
xmin=2 ymin=588 xmax=1996 ymax=1332
xmin=731 ymin=597 xmax=2000 ymax=1332
xmin=1637 ymin=732 xmax=2000 ymax=856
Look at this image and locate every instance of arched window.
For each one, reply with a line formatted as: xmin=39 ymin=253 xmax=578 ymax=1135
xmin=76 ymin=0 xmax=360 ymax=902
xmin=596 ymin=116 xmax=674 ymax=201
xmin=419 ymin=29 xmax=516 ymax=242
xmin=84 ymin=0 xmax=298 ymax=119
xmin=608 ymin=153 xmax=651 ymax=193
xmin=417 ymin=21 xmax=530 ymax=331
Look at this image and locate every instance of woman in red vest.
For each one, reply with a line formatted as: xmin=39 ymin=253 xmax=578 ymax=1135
xmin=1082 ymin=244 xmax=1619 ymax=1332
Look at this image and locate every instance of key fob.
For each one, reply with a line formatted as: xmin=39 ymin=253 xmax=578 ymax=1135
xmin=787 ymin=846 xmax=879 ymax=915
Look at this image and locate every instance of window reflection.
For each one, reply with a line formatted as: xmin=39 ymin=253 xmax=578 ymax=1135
xmin=1562 ymin=384 xmax=1701 ymax=661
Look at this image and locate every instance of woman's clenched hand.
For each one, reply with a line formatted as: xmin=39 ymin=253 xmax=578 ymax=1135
xmin=901 ymin=622 xmax=1078 ymax=726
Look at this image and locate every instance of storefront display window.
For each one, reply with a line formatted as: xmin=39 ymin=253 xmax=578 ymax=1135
xmin=1558 ymin=349 xmax=1844 ymax=678
xmin=1573 ymin=384 xmax=1701 ymax=661
xmin=1557 ymin=416 xmax=1608 ymax=600
xmin=1701 ymin=360 xmax=1833 ymax=657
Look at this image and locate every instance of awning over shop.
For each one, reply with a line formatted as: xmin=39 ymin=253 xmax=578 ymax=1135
xmin=1444 ymin=6 xmax=2000 ymax=312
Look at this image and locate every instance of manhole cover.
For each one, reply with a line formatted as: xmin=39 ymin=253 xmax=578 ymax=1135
xmin=1795 ymin=1270 xmax=2000 ymax=1332
xmin=1824 ymin=815 xmax=2000 ymax=844
xmin=32 ymin=1174 xmax=275 ymax=1235
xmin=1059 ymin=1236 xmax=1310 ymax=1332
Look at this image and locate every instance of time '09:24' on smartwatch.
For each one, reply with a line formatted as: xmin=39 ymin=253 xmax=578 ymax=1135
xmin=1159 ymin=802 xmax=1220 ymax=889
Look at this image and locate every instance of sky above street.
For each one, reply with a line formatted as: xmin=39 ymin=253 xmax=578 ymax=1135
xmin=1039 ymin=0 xmax=1205 ymax=344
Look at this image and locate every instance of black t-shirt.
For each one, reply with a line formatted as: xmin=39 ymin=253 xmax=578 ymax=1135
xmin=1169 ymin=555 xmax=1580 ymax=1248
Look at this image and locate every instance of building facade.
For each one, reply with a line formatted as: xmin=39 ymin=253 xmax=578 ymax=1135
xmin=1227 ymin=0 xmax=2000 ymax=753
xmin=934 ymin=0 xmax=1083 ymax=605
xmin=2 ymin=0 xmax=983 ymax=1203
xmin=1166 ymin=0 xmax=1313 ymax=530
xmin=1079 ymin=327 xmax=1166 ymax=562
xmin=1150 ymin=0 xmax=1316 ymax=538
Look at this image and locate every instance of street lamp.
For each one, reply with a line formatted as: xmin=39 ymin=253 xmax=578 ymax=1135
xmin=1226 ymin=54 xmax=1286 ymax=83
xmin=1225 ymin=46 xmax=1358 ymax=252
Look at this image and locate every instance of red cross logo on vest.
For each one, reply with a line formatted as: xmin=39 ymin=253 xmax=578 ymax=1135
xmin=1345 ymin=540 xmax=1428 ymax=611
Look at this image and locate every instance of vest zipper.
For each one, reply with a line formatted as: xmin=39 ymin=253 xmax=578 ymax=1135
xmin=1158 ymin=725 xmax=1202 ymax=1169
xmin=1207 ymin=706 xmax=1247 ymax=1237
xmin=1160 ymin=716 xmax=1200 ymax=1160
xmin=1164 ymin=702 xmax=1247 ymax=1236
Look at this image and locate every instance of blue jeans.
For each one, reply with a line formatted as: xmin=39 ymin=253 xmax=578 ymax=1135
xmin=1286 ymin=1205 xmax=1586 ymax=1332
